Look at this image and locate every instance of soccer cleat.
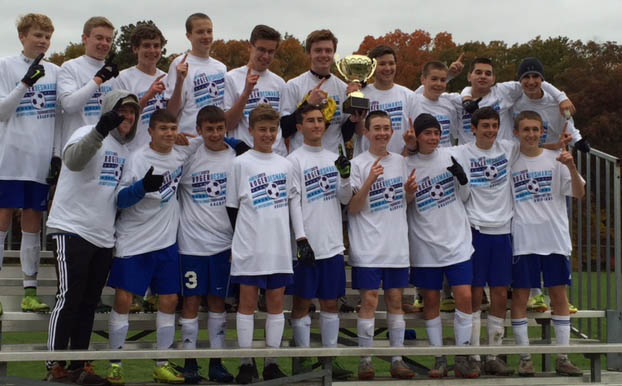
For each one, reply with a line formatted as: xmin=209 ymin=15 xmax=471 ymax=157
xmin=153 ymin=361 xmax=185 ymax=384
xmin=527 ymin=294 xmax=548 ymax=312
xmin=180 ymin=365 xmax=207 ymax=384
xmin=555 ymin=356 xmax=582 ymax=376
xmin=262 ymin=363 xmax=286 ymax=381
xmin=390 ymin=359 xmax=415 ymax=379
xmin=357 ymin=360 xmax=375 ymax=380
xmin=235 ymin=362 xmax=258 ymax=384
xmin=569 ymin=303 xmax=578 ymax=314
xmin=330 ymin=358 xmax=353 ymax=380
xmin=21 ymin=295 xmax=50 ymax=312
xmin=518 ymin=357 xmax=535 ymax=377
xmin=454 ymin=355 xmax=480 ymax=378
xmin=484 ymin=357 xmax=515 ymax=376
xmin=428 ymin=356 xmax=448 ymax=378
xmin=208 ymin=360 xmax=234 ymax=383
xmin=68 ymin=362 xmax=108 ymax=385
xmin=440 ymin=295 xmax=456 ymax=312
xmin=413 ymin=294 xmax=424 ymax=311
xmin=107 ymin=363 xmax=125 ymax=385
xmin=46 ymin=362 xmax=71 ymax=383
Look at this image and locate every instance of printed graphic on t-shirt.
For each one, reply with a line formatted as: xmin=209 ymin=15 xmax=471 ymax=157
xmin=415 ymin=171 xmax=456 ymax=212
xmin=244 ymin=89 xmax=280 ymax=115
xmin=193 ymin=72 xmax=224 ymax=108
xmin=84 ymin=85 xmax=113 ymax=118
xmin=16 ymin=83 xmax=56 ymax=120
xmin=328 ymin=94 xmax=341 ymax=123
xmin=303 ymin=165 xmax=338 ymax=203
xmin=512 ymin=168 xmax=553 ymax=202
xmin=99 ymin=151 xmax=125 ymax=187
xmin=370 ymin=100 xmax=403 ymax=132
xmin=137 ymin=90 xmax=167 ymax=125
xmin=159 ymin=166 xmax=183 ymax=204
xmin=369 ymin=175 xmax=404 ymax=212
xmin=469 ymin=153 xmax=508 ymax=188
xmin=190 ymin=170 xmax=227 ymax=206
xmin=435 ymin=114 xmax=452 ymax=146
xmin=249 ymin=172 xmax=288 ymax=209
xmin=461 ymin=101 xmax=501 ymax=136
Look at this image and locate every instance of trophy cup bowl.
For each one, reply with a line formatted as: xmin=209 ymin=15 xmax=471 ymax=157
xmin=336 ymin=55 xmax=377 ymax=114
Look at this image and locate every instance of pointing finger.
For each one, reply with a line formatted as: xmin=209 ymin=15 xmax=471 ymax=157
xmin=33 ymin=53 xmax=44 ymax=65
xmin=156 ymin=74 xmax=166 ymax=82
xmin=181 ymin=53 xmax=188 ymax=64
xmin=339 ymin=144 xmax=345 ymax=157
xmin=315 ymin=77 xmax=327 ymax=90
xmin=457 ymin=53 xmax=464 ymax=63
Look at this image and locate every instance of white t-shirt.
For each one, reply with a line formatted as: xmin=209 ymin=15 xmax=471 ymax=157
xmin=47 ymin=125 xmax=129 ymax=248
xmin=57 ymin=55 xmax=114 ymax=147
xmin=113 ymin=66 xmax=168 ymax=152
xmin=115 ymin=142 xmax=199 ymax=257
xmin=281 ymin=71 xmax=347 ymax=153
xmin=224 ymin=65 xmax=287 ymax=155
xmin=347 ymin=151 xmax=410 ymax=268
xmin=178 ymin=144 xmax=235 ymax=256
xmin=411 ymin=93 xmax=462 ymax=147
xmin=511 ymin=90 xmax=582 ymax=146
xmin=353 ymin=83 xmax=415 ymax=156
xmin=511 ymin=149 xmax=580 ymax=256
xmin=0 ymin=54 xmax=59 ymax=183
xmin=287 ymin=144 xmax=351 ymax=260
xmin=164 ymin=53 xmax=226 ymax=134
xmin=226 ymin=150 xmax=294 ymax=275
xmin=453 ymin=139 xmax=519 ymax=234
xmin=406 ymin=148 xmax=473 ymax=267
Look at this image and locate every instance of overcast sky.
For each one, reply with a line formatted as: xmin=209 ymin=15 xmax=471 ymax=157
xmin=3 ymin=0 xmax=620 ymax=59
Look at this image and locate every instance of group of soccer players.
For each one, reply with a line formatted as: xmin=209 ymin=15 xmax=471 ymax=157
xmin=0 ymin=10 xmax=589 ymax=385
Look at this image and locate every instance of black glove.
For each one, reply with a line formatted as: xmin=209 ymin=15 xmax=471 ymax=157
xmin=447 ymin=156 xmax=468 ymax=186
xmin=574 ymin=138 xmax=591 ymax=153
xmin=95 ymin=110 xmax=125 ymax=138
xmin=21 ymin=53 xmax=45 ymax=87
xmin=142 ymin=166 xmax=164 ymax=193
xmin=462 ymin=97 xmax=482 ymax=114
xmin=46 ymin=156 xmax=62 ymax=185
xmin=334 ymin=145 xmax=350 ymax=178
xmin=234 ymin=140 xmax=251 ymax=156
xmin=296 ymin=238 xmax=316 ymax=266
xmin=95 ymin=54 xmax=119 ymax=83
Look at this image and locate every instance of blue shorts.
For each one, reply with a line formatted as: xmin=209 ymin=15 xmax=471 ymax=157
xmin=351 ymin=266 xmax=409 ymax=290
xmin=512 ymin=254 xmax=572 ymax=289
xmin=231 ymin=273 xmax=293 ymax=290
xmin=410 ymin=259 xmax=473 ymax=290
xmin=180 ymin=250 xmax=231 ymax=298
xmin=471 ymin=228 xmax=512 ymax=288
xmin=107 ymin=243 xmax=181 ymax=296
xmin=285 ymin=255 xmax=346 ymax=300
xmin=0 ymin=180 xmax=49 ymax=211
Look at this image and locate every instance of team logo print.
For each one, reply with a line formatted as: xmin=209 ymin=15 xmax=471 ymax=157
xmin=318 ymin=175 xmax=331 ymax=192
xmin=484 ymin=164 xmax=498 ymax=180
xmin=429 ymin=183 xmax=445 ymax=200
xmin=114 ymin=163 xmax=124 ymax=179
xmin=204 ymin=180 xmax=222 ymax=197
xmin=31 ymin=92 xmax=46 ymax=110
xmin=259 ymin=97 xmax=271 ymax=105
xmin=526 ymin=178 xmax=540 ymax=194
xmin=206 ymin=82 xmax=220 ymax=98
xmin=266 ymin=182 xmax=280 ymax=199
xmin=154 ymin=95 xmax=166 ymax=110
xmin=97 ymin=94 xmax=105 ymax=106
xmin=383 ymin=186 xmax=396 ymax=202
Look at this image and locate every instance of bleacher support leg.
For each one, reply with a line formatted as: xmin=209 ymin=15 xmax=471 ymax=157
xmin=0 ymin=321 xmax=5 ymax=377
xmin=606 ymin=310 xmax=622 ymax=370
xmin=321 ymin=357 xmax=333 ymax=386
xmin=538 ymin=319 xmax=552 ymax=372
xmin=585 ymin=353 xmax=602 ymax=383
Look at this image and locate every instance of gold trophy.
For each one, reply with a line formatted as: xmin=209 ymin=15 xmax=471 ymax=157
xmin=336 ymin=55 xmax=377 ymax=114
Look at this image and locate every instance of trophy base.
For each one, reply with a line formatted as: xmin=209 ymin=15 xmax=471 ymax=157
xmin=343 ymin=96 xmax=370 ymax=114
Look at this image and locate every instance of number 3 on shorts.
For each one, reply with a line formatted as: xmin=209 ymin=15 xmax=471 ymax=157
xmin=185 ymin=271 xmax=197 ymax=289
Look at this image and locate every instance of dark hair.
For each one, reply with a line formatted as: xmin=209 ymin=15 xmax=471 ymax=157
xmin=368 ymin=45 xmax=396 ymax=62
xmin=365 ymin=110 xmax=390 ymax=129
xmin=250 ymin=24 xmax=281 ymax=45
xmin=249 ymin=104 xmax=280 ymax=128
xmin=185 ymin=13 xmax=211 ymax=34
xmin=471 ymin=107 xmax=500 ymax=127
xmin=422 ymin=61 xmax=448 ymax=77
xmin=131 ymin=23 xmax=167 ymax=49
xmin=295 ymin=103 xmax=324 ymax=124
xmin=468 ymin=57 xmax=494 ymax=74
xmin=149 ymin=108 xmax=177 ymax=128
xmin=196 ymin=105 xmax=225 ymax=127
xmin=514 ymin=110 xmax=543 ymax=130
xmin=305 ymin=29 xmax=337 ymax=53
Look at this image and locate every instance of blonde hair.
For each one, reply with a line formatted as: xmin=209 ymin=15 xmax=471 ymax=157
xmin=16 ymin=13 xmax=54 ymax=35
xmin=83 ymin=16 xmax=114 ymax=36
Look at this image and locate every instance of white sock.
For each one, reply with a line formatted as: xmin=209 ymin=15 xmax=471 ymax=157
xmin=487 ymin=314 xmax=505 ymax=361
xmin=320 ymin=312 xmax=339 ymax=348
xmin=20 ymin=231 xmax=40 ymax=278
xmin=552 ymin=315 xmax=571 ymax=346
xmin=156 ymin=311 xmax=176 ymax=366
xmin=357 ymin=317 xmax=374 ymax=363
xmin=425 ymin=316 xmax=443 ymax=347
xmin=512 ymin=318 xmax=530 ymax=360
xmin=471 ymin=310 xmax=481 ymax=361
xmin=0 ymin=230 xmax=6 ymax=269
xmin=109 ymin=310 xmax=129 ymax=350
xmin=291 ymin=315 xmax=311 ymax=348
xmin=387 ymin=313 xmax=405 ymax=362
xmin=236 ymin=313 xmax=254 ymax=365
xmin=530 ymin=288 xmax=542 ymax=297
xmin=454 ymin=310 xmax=472 ymax=346
xmin=208 ymin=311 xmax=227 ymax=349
xmin=179 ymin=316 xmax=198 ymax=350
xmin=265 ymin=313 xmax=284 ymax=366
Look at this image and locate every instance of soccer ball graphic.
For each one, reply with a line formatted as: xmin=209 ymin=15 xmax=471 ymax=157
xmin=429 ymin=183 xmax=445 ymax=200
xmin=484 ymin=165 xmax=498 ymax=180
xmin=318 ymin=175 xmax=331 ymax=192
xmin=265 ymin=182 xmax=280 ymax=199
xmin=204 ymin=180 xmax=221 ymax=197
xmin=383 ymin=186 xmax=396 ymax=202
xmin=206 ymin=82 xmax=220 ymax=98
xmin=259 ymin=97 xmax=271 ymax=105
xmin=31 ymin=92 xmax=46 ymax=110
xmin=154 ymin=96 xmax=166 ymax=110
xmin=97 ymin=94 xmax=105 ymax=106
xmin=526 ymin=179 xmax=540 ymax=194
xmin=113 ymin=163 xmax=123 ymax=179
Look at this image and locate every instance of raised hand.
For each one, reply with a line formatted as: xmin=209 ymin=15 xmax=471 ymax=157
xmin=346 ymin=81 xmax=361 ymax=95
xmin=334 ymin=145 xmax=351 ymax=178
xmin=462 ymin=97 xmax=482 ymax=114
xmin=556 ymin=150 xmax=576 ymax=169
xmin=22 ymin=53 xmax=45 ymax=87
xmin=307 ymin=78 xmax=328 ymax=106
xmin=146 ymin=74 xmax=166 ymax=99
xmin=447 ymin=156 xmax=468 ymax=185
xmin=95 ymin=110 xmax=124 ymax=137
xmin=403 ymin=118 xmax=417 ymax=152
xmin=95 ymin=53 xmax=119 ymax=83
xmin=366 ymin=156 xmax=384 ymax=185
xmin=243 ymin=64 xmax=260 ymax=96
xmin=404 ymin=168 xmax=417 ymax=195
xmin=448 ymin=53 xmax=465 ymax=79
xmin=559 ymin=99 xmax=576 ymax=116
xmin=142 ymin=166 xmax=164 ymax=193
xmin=176 ymin=53 xmax=189 ymax=82
xmin=296 ymin=238 xmax=316 ymax=266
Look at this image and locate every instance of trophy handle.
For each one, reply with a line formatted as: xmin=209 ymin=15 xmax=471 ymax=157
xmin=335 ymin=60 xmax=350 ymax=82
xmin=362 ymin=58 xmax=377 ymax=83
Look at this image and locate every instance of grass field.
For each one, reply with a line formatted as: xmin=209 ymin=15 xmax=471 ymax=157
xmin=4 ymin=271 xmax=619 ymax=382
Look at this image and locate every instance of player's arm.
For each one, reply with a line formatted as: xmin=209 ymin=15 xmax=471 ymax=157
xmin=0 ymin=55 xmax=45 ymax=121
xmin=117 ymin=166 xmax=163 ymax=209
xmin=57 ymin=65 xmax=100 ymax=114
xmin=557 ymin=150 xmax=585 ymax=199
xmin=224 ymin=67 xmax=258 ymax=131
xmin=166 ymin=53 xmax=187 ymax=117
xmin=335 ymin=145 xmax=353 ymax=204
xmin=348 ymin=156 xmax=383 ymax=215
xmin=139 ymin=74 xmax=166 ymax=112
